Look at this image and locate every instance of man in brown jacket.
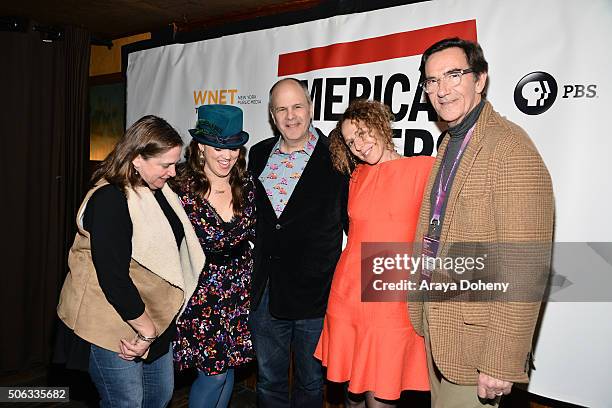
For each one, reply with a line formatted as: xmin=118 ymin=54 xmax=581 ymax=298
xmin=409 ymin=38 xmax=554 ymax=407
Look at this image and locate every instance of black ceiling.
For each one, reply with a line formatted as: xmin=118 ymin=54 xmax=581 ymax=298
xmin=1 ymin=0 xmax=322 ymax=40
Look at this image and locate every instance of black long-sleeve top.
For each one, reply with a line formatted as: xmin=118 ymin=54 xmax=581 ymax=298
xmin=55 ymin=183 xmax=184 ymax=370
xmin=88 ymin=184 xmax=145 ymax=319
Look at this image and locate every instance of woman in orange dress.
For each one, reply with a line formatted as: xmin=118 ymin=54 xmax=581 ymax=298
xmin=314 ymin=99 xmax=433 ymax=407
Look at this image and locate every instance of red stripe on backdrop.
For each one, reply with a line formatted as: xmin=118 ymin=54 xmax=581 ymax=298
xmin=277 ymin=20 xmax=477 ymax=76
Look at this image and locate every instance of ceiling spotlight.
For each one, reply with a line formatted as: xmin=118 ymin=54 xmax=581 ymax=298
xmin=32 ymin=24 xmax=64 ymax=42
xmin=0 ymin=16 xmax=28 ymax=32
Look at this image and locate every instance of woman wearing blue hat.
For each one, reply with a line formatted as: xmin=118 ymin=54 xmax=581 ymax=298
xmin=171 ymin=104 xmax=255 ymax=408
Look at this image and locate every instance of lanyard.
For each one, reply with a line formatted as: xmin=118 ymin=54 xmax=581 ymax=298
xmin=430 ymin=125 xmax=476 ymax=227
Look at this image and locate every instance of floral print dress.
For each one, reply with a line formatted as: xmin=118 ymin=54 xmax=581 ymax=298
xmin=173 ymin=174 xmax=256 ymax=375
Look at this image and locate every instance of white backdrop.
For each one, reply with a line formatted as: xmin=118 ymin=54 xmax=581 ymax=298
xmin=128 ymin=1 xmax=612 ymax=406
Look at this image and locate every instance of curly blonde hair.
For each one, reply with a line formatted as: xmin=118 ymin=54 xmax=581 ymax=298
xmin=329 ymin=99 xmax=395 ymax=175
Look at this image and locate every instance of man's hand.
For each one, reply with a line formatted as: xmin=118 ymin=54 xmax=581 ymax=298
xmin=477 ymin=373 xmax=513 ymax=400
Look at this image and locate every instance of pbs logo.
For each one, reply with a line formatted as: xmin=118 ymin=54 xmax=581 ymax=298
xmin=514 ymin=72 xmax=558 ymax=115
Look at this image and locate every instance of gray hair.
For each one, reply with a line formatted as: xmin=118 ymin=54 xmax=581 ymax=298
xmin=268 ymin=78 xmax=313 ymax=113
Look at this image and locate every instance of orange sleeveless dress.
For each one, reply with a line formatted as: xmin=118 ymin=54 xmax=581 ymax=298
xmin=314 ymin=156 xmax=433 ymax=400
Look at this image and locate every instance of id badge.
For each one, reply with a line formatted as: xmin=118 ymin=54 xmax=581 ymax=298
xmin=421 ymin=235 xmax=440 ymax=284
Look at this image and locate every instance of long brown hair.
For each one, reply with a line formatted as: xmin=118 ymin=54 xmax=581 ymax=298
xmin=91 ymin=115 xmax=183 ymax=193
xmin=329 ymin=99 xmax=395 ymax=175
xmin=171 ymin=140 xmax=248 ymax=216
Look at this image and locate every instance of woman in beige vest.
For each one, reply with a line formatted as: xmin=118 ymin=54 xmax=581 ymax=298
xmin=55 ymin=115 xmax=204 ymax=408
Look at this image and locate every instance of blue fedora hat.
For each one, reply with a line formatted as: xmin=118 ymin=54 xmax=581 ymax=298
xmin=188 ymin=104 xmax=249 ymax=148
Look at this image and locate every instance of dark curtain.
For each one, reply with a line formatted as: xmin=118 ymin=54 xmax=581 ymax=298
xmin=0 ymin=25 xmax=90 ymax=375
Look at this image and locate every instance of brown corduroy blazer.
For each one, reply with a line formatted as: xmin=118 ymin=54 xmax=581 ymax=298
xmin=408 ymin=101 xmax=554 ymax=385
xmin=57 ymin=181 xmax=205 ymax=353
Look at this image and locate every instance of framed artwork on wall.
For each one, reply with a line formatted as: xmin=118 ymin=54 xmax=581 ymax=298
xmin=89 ymin=73 xmax=125 ymax=161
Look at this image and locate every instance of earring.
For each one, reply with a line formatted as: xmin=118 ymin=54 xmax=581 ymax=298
xmin=133 ymin=164 xmax=140 ymax=175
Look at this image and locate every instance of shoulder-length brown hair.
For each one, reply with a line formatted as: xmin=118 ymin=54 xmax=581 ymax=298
xmin=171 ymin=140 xmax=248 ymax=216
xmin=329 ymin=99 xmax=395 ymax=175
xmin=91 ymin=115 xmax=183 ymax=193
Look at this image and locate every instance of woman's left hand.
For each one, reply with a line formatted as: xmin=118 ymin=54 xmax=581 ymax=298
xmin=118 ymin=336 xmax=151 ymax=360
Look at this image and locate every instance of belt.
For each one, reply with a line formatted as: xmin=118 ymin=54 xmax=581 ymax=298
xmin=204 ymin=240 xmax=249 ymax=264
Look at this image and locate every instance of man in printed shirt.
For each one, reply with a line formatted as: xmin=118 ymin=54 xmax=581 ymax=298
xmin=248 ymin=78 xmax=348 ymax=408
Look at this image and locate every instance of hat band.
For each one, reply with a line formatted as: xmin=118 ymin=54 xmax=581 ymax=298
xmin=192 ymin=127 xmax=245 ymax=146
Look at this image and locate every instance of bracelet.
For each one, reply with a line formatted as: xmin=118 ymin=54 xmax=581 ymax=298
xmin=136 ymin=332 xmax=157 ymax=343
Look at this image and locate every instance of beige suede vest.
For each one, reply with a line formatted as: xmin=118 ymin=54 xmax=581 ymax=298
xmin=57 ymin=181 xmax=204 ymax=352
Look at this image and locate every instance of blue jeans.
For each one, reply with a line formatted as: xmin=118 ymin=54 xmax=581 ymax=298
xmin=188 ymin=369 xmax=234 ymax=408
xmin=89 ymin=344 xmax=174 ymax=408
xmin=250 ymin=287 xmax=324 ymax=408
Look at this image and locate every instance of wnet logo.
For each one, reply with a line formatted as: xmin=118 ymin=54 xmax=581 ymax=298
xmin=514 ymin=71 xmax=558 ymax=115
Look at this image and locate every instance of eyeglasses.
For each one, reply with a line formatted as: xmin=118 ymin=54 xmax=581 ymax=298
xmin=419 ymin=68 xmax=474 ymax=94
